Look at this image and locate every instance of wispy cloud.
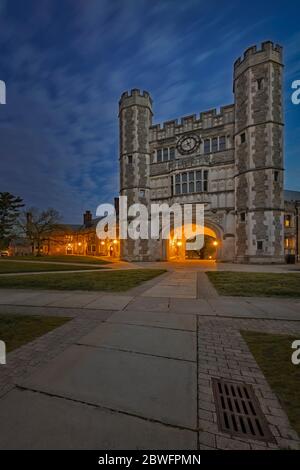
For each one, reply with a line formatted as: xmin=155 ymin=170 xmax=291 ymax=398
xmin=0 ymin=0 xmax=299 ymax=221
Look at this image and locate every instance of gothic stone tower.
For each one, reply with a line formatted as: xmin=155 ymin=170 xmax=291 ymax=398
xmin=119 ymin=89 xmax=153 ymax=261
xmin=234 ymin=41 xmax=284 ymax=263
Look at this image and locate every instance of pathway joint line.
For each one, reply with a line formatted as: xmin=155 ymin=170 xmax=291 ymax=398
xmin=15 ymin=385 xmax=198 ymax=433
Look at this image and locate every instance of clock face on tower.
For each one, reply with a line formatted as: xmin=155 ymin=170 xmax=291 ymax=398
xmin=176 ymin=134 xmax=201 ymax=155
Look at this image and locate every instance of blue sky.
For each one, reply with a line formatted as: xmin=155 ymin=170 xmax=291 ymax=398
xmin=0 ymin=0 xmax=299 ymax=223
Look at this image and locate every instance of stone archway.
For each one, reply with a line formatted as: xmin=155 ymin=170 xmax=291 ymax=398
xmin=165 ymin=220 xmax=224 ymax=261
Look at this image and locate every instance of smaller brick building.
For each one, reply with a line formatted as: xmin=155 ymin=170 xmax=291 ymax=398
xmin=10 ymin=209 xmax=120 ymax=259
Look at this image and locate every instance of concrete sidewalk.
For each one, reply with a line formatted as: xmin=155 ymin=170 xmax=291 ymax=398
xmin=0 ymin=275 xmax=299 ymax=320
xmin=0 ymin=269 xmax=299 ymax=449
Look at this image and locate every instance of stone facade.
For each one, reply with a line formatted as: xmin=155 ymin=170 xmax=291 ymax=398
xmin=234 ymin=42 xmax=284 ymax=263
xmin=119 ymin=41 xmax=299 ymax=263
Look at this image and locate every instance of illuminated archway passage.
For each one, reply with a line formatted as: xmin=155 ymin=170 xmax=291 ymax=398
xmin=168 ymin=224 xmax=219 ymax=261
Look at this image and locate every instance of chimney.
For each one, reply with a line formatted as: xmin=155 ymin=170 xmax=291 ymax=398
xmin=25 ymin=212 xmax=33 ymax=238
xmin=83 ymin=210 xmax=92 ymax=228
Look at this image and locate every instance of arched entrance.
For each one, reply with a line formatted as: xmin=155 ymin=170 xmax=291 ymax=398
xmin=166 ymin=222 xmax=222 ymax=261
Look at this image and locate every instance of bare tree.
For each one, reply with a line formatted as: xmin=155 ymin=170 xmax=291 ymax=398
xmin=19 ymin=208 xmax=65 ymax=256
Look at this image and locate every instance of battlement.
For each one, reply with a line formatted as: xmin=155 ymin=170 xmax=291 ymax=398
xmin=234 ymin=41 xmax=283 ymax=70
xmin=149 ymin=104 xmax=234 ymax=139
xmin=119 ymin=88 xmax=152 ymax=105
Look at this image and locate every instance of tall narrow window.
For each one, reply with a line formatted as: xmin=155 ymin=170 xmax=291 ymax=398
xmin=219 ymin=135 xmax=226 ymax=151
xmin=257 ymin=78 xmax=264 ymax=90
xmin=189 ymin=170 xmax=195 ymax=193
xmin=163 ymin=148 xmax=169 ymax=162
xmin=212 ymin=137 xmax=218 ymax=153
xmin=257 ymin=240 xmax=263 ymax=251
xmin=285 ymin=215 xmax=291 ymax=228
xmin=274 ymin=170 xmax=279 ymax=182
xmin=196 ymin=170 xmax=202 ymax=192
xmin=204 ymin=139 xmax=210 ymax=154
xmin=240 ymin=133 xmax=246 ymax=144
xmin=128 ymin=155 xmax=133 ymax=164
xmin=203 ymin=170 xmax=208 ymax=191
xmin=169 ymin=147 xmax=175 ymax=160
xmin=157 ymin=149 xmax=162 ymax=162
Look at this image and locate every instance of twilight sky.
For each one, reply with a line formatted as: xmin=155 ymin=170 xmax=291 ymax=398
xmin=0 ymin=0 xmax=299 ymax=223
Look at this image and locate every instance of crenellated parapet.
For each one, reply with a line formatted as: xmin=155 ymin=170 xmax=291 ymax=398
xmin=234 ymin=41 xmax=283 ymax=80
xmin=119 ymin=88 xmax=153 ymax=114
xmin=149 ymin=104 xmax=234 ymax=141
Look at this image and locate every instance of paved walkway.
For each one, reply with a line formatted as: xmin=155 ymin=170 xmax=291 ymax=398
xmin=0 ymin=266 xmax=299 ymax=449
xmin=1 ymin=259 xmax=300 ymax=276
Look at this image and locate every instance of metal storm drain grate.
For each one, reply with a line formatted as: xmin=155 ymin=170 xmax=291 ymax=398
xmin=212 ymin=378 xmax=274 ymax=442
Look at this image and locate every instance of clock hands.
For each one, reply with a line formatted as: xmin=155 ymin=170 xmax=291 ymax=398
xmin=176 ymin=134 xmax=201 ymax=155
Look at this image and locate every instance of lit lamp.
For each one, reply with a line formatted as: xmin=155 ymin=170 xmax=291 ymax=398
xmin=101 ymin=241 xmax=105 ymax=246
xmin=113 ymin=240 xmax=118 ymax=245
xmin=78 ymin=242 xmax=82 ymax=247
xmin=213 ymin=240 xmax=218 ymax=247
xmin=177 ymin=241 xmax=182 ymax=247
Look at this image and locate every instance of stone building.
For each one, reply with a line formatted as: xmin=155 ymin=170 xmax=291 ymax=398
xmin=9 ymin=42 xmax=299 ymax=263
xmin=119 ymin=41 xmax=300 ymax=263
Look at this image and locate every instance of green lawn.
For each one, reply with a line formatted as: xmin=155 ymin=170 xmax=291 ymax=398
xmin=0 ymin=269 xmax=166 ymax=291
xmin=241 ymin=331 xmax=300 ymax=435
xmin=0 ymin=260 xmax=105 ymax=273
xmin=207 ymin=271 xmax=300 ymax=298
xmin=0 ymin=314 xmax=70 ymax=352
xmin=8 ymin=255 xmax=111 ymax=265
